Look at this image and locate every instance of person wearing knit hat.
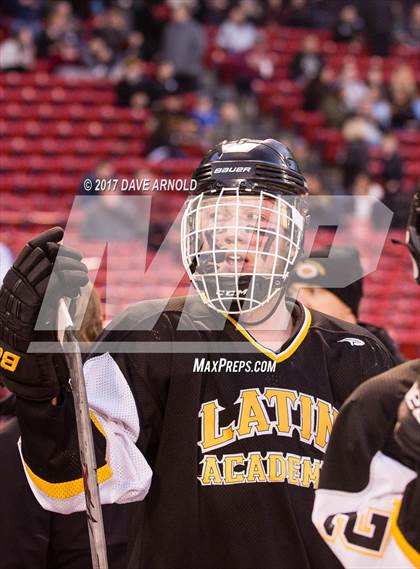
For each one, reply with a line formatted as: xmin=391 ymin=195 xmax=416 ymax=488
xmin=289 ymin=246 xmax=404 ymax=363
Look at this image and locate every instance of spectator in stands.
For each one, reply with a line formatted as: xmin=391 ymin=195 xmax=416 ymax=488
xmin=154 ymin=93 xmax=185 ymax=115
xmin=381 ymin=133 xmax=404 ymax=189
xmin=332 ymin=4 xmax=364 ymax=43
xmin=289 ymin=247 xmax=404 ymax=363
xmin=210 ymin=100 xmax=248 ymax=145
xmin=342 ymin=99 xmax=383 ymax=146
xmin=125 ymin=31 xmax=151 ymax=61
xmin=116 ymin=59 xmax=156 ymax=107
xmin=227 ymin=34 xmax=274 ymax=93
xmin=170 ymin=113 xmax=201 ymax=147
xmin=390 ymin=89 xmax=419 ymax=129
xmin=161 ymin=4 xmax=205 ymax=92
xmin=130 ymin=91 xmax=150 ymax=111
xmin=390 ymin=0 xmax=406 ymax=44
xmin=4 ymin=0 xmax=44 ymax=37
xmin=51 ymin=37 xmax=86 ymax=76
xmin=400 ymin=2 xmax=420 ymax=47
xmin=285 ymin=0 xmax=314 ymax=28
xmin=362 ymin=0 xmax=393 ymax=55
xmin=244 ymin=38 xmax=275 ymax=84
xmin=388 ymin=64 xmax=420 ymax=129
xmin=289 ymin=34 xmax=324 ymax=84
xmin=369 ymin=86 xmax=392 ymax=129
xmin=145 ymin=192 xmax=174 ymax=253
xmin=351 ymin=172 xmax=384 ymax=223
xmin=389 ymin=64 xmax=418 ymax=102
xmin=373 ymin=134 xmax=410 ymax=230
xmin=94 ymin=6 xmax=130 ymax=55
xmin=365 ymin=64 xmax=391 ymax=128
xmin=190 ymin=93 xmax=219 ymax=132
xmin=292 ymin=138 xmax=322 ymax=174
xmin=147 ymin=109 xmax=191 ymax=161
xmin=54 ymin=0 xmax=77 ymax=22
xmin=151 ymin=61 xmax=181 ymax=101
xmin=266 ymin=0 xmax=285 ymax=26
xmin=216 ymin=5 xmax=258 ymax=54
xmin=132 ymin=1 xmax=164 ymax=60
xmin=239 ymin=0 xmax=266 ymax=26
xmin=341 ymin=134 xmax=370 ymax=191
xmin=322 ymin=90 xmax=348 ymax=128
xmin=303 ymin=66 xmax=347 ymax=127
xmin=303 ymin=171 xmax=347 ymax=223
xmin=338 ymin=59 xmax=368 ymax=112
xmin=378 ymin=184 xmax=413 ymax=230
xmin=303 ymin=66 xmax=334 ymax=111
xmin=246 ymin=38 xmax=274 ymax=79
xmin=79 ymin=160 xmax=115 ymax=195
xmin=36 ymin=1 xmax=80 ymax=59
xmin=200 ymin=0 xmax=230 ymax=25
xmin=0 ymin=27 xmax=35 ymax=71
xmin=366 ymin=62 xmax=386 ymax=92
xmin=85 ymin=36 xmax=119 ymax=79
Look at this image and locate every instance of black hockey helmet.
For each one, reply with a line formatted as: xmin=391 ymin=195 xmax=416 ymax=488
xmin=192 ymin=138 xmax=308 ymax=196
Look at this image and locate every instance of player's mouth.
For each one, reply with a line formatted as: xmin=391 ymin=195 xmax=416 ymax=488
xmin=225 ymin=253 xmax=247 ymax=265
xmin=220 ymin=252 xmax=254 ymax=273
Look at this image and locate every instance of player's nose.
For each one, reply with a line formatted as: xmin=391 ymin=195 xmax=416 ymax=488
xmin=219 ymin=228 xmax=251 ymax=247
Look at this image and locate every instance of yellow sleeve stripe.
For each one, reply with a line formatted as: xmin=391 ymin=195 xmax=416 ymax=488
xmin=24 ymin=460 xmax=113 ymax=499
xmin=23 ymin=411 xmax=113 ymax=500
xmin=391 ymin=499 xmax=420 ymax=568
xmin=89 ymin=409 xmax=106 ymax=437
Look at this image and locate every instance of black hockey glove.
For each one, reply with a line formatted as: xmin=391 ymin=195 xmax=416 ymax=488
xmin=0 ymin=227 xmax=89 ymax=402
xmin=394 ymin=380 xmax=420 ymax=464
xmin=392 ymin=190 xmax=420 ymax=284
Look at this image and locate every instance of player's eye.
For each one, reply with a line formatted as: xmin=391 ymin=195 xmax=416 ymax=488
xmin=245 ymin=211 xmax=260 ymax=222
xmin=244 ymin=211 xmax=272 ymax=226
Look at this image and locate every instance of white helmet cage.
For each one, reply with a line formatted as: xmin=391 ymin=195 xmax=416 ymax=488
xmin=181 ymin=185 xmax=307 ymax=314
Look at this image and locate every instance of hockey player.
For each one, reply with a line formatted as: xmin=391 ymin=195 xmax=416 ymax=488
xmin=289 ymin=246 xmax=404 ymax=363
xmin=312 ymin=361 xmax=420 ymax=568
xmin=312 ymin=191 xmax=420 ymax=568
xmin=0 ymin=139 xmax=395 ymax=569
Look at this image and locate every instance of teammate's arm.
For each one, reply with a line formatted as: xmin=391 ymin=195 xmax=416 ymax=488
xmin=312 ymin=363 xmax=420 ymax=569
xmin=0 ymin=228 xmax=152 ymax=513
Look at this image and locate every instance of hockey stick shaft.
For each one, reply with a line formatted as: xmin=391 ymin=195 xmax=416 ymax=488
xmin=58 ymin=299 xmax=109 ymax=569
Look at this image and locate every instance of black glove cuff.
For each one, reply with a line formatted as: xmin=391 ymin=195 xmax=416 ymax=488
xmin=0 ymin=345 xmax=69 ymax=402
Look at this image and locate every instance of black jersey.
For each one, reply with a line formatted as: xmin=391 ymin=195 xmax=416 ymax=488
xmin=358 ymin=321 xmax=405 ymax=364
xmin=17 ymin=297 xmax=395 ymax=569
xmin=313 ymin=360 xmax=420 ymax=568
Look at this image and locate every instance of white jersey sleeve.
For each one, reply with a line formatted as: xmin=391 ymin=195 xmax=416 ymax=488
xmin=19 ymin=352 xmax=153 ymax=514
